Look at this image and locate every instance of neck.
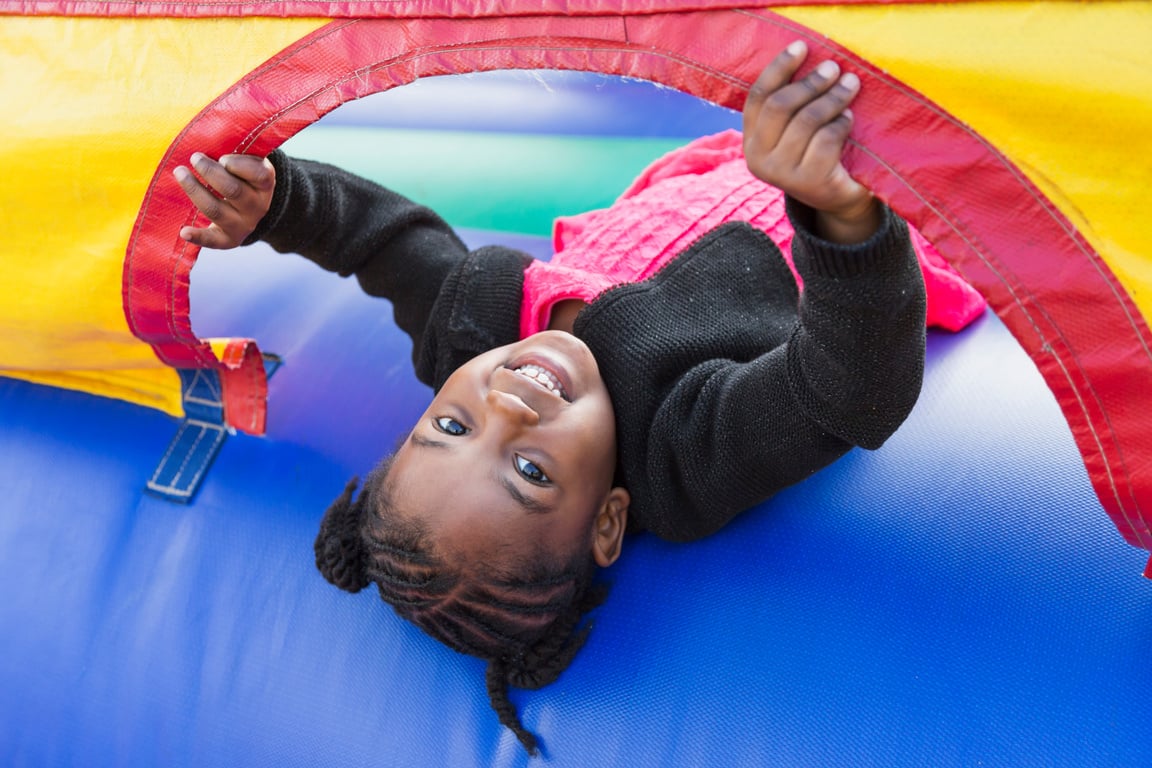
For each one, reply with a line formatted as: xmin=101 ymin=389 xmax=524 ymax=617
xmin=546 ymin=299 xmax=588 ymax=334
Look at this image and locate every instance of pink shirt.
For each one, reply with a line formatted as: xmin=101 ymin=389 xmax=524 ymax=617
xmin=520 ymin=130 xmax=984 ymax=337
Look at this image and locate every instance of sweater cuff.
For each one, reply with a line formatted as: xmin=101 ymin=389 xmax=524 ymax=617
xmin=242 ymin=149 xmax=292 ymax=247
xmin=784 ymin=196 xmax=912 ymax=279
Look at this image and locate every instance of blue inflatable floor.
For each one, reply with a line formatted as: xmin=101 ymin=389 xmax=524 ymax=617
xmin=2 ymin=236 xmax=1150 ymax=766
xmin=1 ymin=72 xmax=1150 ymax=766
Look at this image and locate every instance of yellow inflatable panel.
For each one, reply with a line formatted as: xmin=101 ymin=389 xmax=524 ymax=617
xmin=0 ymin=17 xmax=325 ymax=415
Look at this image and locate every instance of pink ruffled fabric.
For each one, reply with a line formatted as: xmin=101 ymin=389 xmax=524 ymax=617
xmin=520 ymin=129 xmax=986 ymax=338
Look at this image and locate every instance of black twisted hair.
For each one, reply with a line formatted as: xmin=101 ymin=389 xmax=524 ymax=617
xmin=313 ymin=456 xmax=607 ymax=756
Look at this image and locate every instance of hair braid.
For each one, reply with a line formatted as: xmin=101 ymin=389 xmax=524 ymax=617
xmin=313 ymin=476 xmax=369 ymax=592
xmin=486 ymin=658 xmax=539 ymax=756
xmin=504 ymin=583 xmax=608 ymax=690
xmin=478 ymin=582 xmax=609 ymax=756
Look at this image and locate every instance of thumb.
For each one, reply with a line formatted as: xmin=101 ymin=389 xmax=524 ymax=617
xmin=220 ymin=154 xmax=276 ymax=190
xmin=179 ymin=223 xmax=240 ymax=250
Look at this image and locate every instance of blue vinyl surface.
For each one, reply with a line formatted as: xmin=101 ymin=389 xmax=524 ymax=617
xmin=1 ymin=238 xmax=1149 ymax=767
xmin=1 ymin=72 xmax=1150 ymax=767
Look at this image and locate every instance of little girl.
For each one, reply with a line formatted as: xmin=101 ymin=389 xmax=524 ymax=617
xmin=176 ymin=43 xmax=931 ymax=755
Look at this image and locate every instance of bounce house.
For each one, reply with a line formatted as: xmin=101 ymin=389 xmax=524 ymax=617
xmin=1 ymin=1 xmax=1150 ymax=765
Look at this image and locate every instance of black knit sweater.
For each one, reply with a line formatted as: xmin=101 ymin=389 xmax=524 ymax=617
xmin=250 ymin=151 xmax=926 ymax=542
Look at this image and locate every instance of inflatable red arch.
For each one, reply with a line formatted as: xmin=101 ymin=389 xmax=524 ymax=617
xmin=125 ymin=9 xmax=1152 ymax=569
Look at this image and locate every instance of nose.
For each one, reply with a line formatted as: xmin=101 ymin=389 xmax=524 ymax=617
xmin=485 ymin=388 xmax=541 ymax=431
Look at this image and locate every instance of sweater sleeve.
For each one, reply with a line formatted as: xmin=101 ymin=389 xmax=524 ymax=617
xmin=245 ymin=150 xmax=528 ymax=384
xmin=781 ymin=198 xmax=927 ymax=449
xmin=644 ymin=202 xmax=926 ymax=541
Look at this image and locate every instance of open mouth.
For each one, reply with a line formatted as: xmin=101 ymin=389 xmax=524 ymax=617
xmin=511 ymin=363 xmax=568 ymax=401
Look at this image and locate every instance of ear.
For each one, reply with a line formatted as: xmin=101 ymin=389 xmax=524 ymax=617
xmin=591 ymin=487 xmax=629 ymax=568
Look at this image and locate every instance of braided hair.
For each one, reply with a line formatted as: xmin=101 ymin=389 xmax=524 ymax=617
xmin=314 ymin=456 xmax=606 ymax=756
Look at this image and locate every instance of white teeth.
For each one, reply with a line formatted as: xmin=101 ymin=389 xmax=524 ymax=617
xmin=514 ymin=364 xmax=565 ymax=398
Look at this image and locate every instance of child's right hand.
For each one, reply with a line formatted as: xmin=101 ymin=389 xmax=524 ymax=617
xmin=742 ymin=41 xmax=881 ymax=244
xmin=174 ymin=153 xmax=276 ymax=249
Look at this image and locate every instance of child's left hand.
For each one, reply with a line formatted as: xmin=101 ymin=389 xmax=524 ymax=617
xmin=173 ymin=152 xmax=276 ymax=249
xmin=742 ymin=41 xmax=881 ymax=244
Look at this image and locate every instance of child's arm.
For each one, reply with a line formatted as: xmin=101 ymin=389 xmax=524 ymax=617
xmin=618 ymin=44 xmax=926 ymax=542
xmin=174 ymin=151 xmax=529 ymax=380
xmin=174 ymin=151 xmax=469 ymax=292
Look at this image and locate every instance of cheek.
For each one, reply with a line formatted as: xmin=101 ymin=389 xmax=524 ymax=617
xmin=588 ymin=396 xmax=618 ymax=452
xmin=572 ymin=404 xmax=618 ymax=479
xmin=439 ymin=347 xmax=503 ymax=390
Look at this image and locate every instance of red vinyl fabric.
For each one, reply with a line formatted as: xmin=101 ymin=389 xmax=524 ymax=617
xmin=121 ymin=10 xmax=1151 ymax=558
xmin=0 ymin=0 xmax=973 ymax=19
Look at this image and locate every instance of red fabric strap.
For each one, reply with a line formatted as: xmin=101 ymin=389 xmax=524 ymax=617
xmin=1 ymin=0 xmax=975 ymax=20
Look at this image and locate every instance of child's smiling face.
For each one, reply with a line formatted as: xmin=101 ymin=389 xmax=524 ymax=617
xmin=388 ymin=331 xmax=629 ymax=569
